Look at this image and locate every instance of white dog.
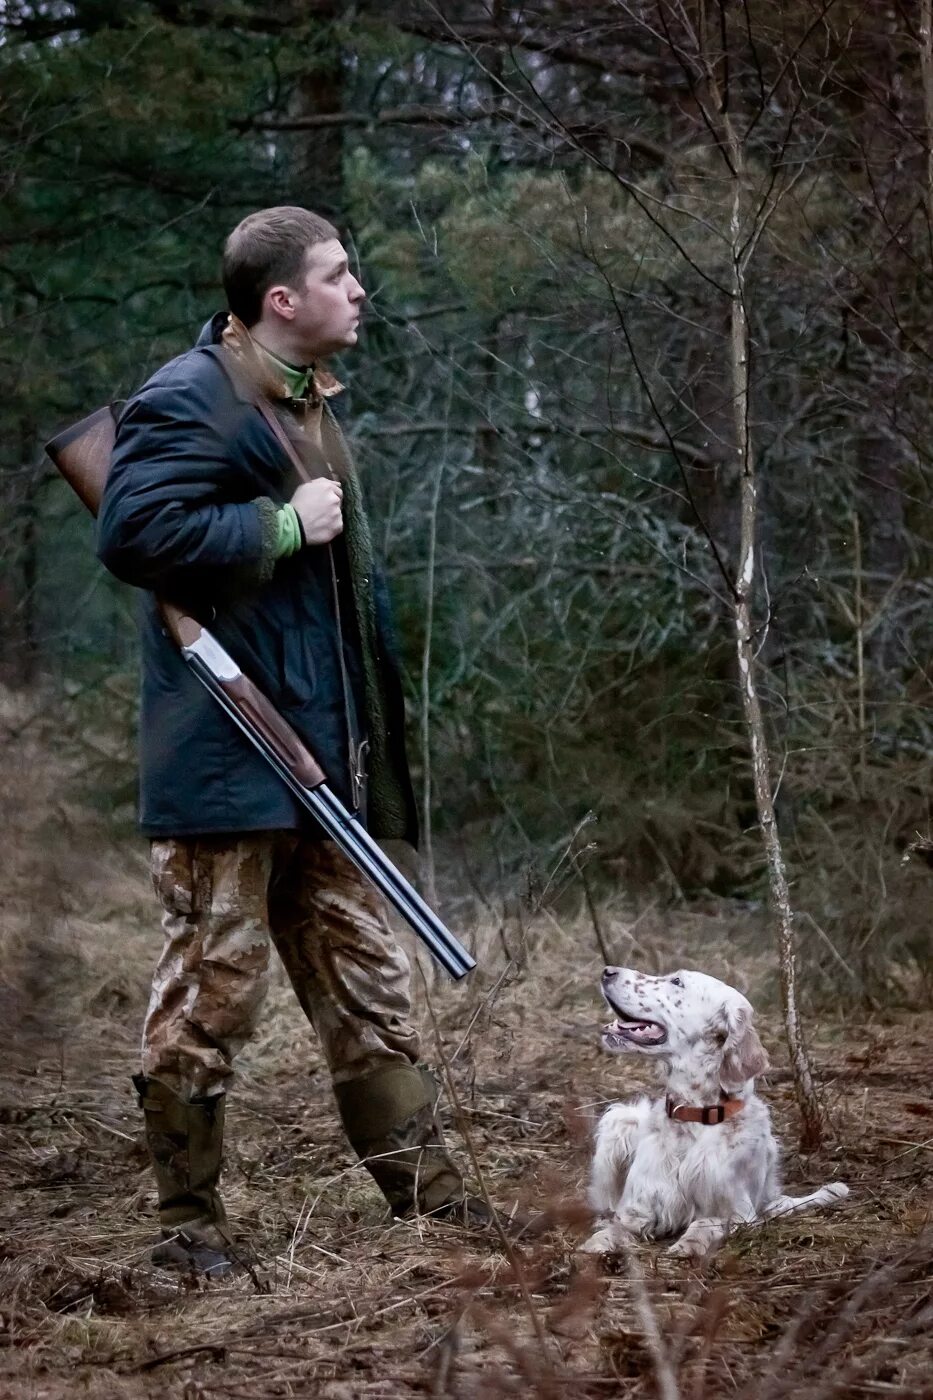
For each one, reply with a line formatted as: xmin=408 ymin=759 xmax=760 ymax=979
xmin=582 ymin=967 xmax=848 ymax=1258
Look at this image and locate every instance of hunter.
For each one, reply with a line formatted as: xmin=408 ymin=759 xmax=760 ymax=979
xmin=97 ymin=206 xmax=505 ymax=1275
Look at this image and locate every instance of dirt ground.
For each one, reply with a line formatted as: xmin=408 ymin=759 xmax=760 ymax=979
xmin=1 ymin=698 xmax=932 ymax=1399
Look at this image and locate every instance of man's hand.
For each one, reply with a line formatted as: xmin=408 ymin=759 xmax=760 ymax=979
xmin=290 ymin=479 xmax=343 ymax=545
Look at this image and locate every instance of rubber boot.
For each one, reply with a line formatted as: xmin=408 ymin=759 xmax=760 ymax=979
xmin=134 ymin=1074 xmax=240 ymax=1277
xmin=333 ymin=1063 xmax=537 ymax=1234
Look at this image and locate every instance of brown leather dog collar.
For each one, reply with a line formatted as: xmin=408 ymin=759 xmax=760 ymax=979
xmin=666 ymin=1095 xmax=744 ymax=1125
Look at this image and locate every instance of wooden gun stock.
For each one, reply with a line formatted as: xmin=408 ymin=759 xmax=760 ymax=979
xmin=45 ymin=405 xmax=118 ymax=517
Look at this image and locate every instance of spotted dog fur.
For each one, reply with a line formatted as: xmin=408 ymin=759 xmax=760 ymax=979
xmin=582 ymin=967 xmax=849 ymax=1259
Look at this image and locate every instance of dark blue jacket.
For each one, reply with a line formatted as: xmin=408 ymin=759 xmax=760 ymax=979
xmin=97 ymin=319 xmax=417 ymax=843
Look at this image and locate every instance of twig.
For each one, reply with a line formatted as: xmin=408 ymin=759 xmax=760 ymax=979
xmin=570 ymin=848 xmax=613 ymax=966
xmin=417 ymin=960 xmax=555 ymax=1367
xmin=134 ymin=1342 xmax=228 ymax=1372
xmin=620 ymin=1240 xmax=681 ymax=1400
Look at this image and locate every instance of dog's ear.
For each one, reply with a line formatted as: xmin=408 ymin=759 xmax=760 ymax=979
xmin=720 ymin=1004 xmax=769 ymax=1089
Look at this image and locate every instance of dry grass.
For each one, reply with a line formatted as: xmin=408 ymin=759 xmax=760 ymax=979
xmin=1 ymin=692 xmax=932 ymax=1399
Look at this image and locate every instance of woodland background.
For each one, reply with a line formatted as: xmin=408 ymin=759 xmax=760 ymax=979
xmin=1 ymin=1 xmax=931 ymax=995
xmin=1 ymin=6 xmax=933 ymax=1399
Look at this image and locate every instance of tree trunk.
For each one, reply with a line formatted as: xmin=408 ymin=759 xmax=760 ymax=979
xmin=695 ymin=16 xmax=824 ymax=1151
xmin=285 ymin=3 xmax=345 ymax=216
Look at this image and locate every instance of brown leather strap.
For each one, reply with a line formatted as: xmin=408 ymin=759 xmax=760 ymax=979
xmin=666 ymin=1096 xmax=744 ymax=1125
xmin=255 ymin=397 xmax=314 ymax=484
xmin=254 ymin=397 xmax=365 ymax=811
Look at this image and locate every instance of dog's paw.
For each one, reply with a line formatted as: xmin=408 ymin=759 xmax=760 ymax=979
xmin=666 ymin=1220 xmax=725 ymax=1259
xmin=578 ymin=1223 xmax=627 ymax=1255
xmin=817 ymin=1182 xmax=849 ymax=1206
xmin=665 ymin=1235 xmax=708 ymax=1260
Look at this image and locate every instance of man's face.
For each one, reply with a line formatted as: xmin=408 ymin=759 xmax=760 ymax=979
xmin=267 ymin=238 xmax=366 ymax=359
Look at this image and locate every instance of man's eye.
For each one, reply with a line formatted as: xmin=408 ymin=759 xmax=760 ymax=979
xmin=670 ymin=976 xmax=684 ymax=988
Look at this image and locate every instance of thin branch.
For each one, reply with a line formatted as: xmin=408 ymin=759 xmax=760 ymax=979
xmin=395 ymin=16 xmax=663 ymax=79
xmin=235 ymin=103 xmax=670 ymax=164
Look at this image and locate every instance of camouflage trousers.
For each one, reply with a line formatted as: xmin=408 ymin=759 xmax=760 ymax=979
xmin=143 ymin=834 xmax=421 ymax=1099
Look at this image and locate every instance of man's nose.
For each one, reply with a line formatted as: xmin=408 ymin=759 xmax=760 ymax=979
xmin=349 ymin=276 xmax=365 ymax=302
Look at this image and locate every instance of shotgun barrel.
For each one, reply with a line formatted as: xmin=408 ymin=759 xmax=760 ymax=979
xmin=179 ymin=624 xmax=475 ymax=981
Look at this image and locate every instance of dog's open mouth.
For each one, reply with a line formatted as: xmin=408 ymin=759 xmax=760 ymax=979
xmin=602 ymin=1014 xmax=668 ymax=1048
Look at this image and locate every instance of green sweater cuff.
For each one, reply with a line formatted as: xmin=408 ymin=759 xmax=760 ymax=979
xmin=275 ymin=503 xmax=303 ymax=558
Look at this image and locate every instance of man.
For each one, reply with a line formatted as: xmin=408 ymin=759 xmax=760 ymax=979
xmin=97 ymin=206 xmax=491 ymax=1276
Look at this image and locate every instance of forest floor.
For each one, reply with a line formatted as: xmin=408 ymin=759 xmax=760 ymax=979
xmin=1 ymin=690 xmax=932 ymax=1399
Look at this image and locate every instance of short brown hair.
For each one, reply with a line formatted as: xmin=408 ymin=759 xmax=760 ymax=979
xmin=222 ymin=206 xmax=339 ymax=326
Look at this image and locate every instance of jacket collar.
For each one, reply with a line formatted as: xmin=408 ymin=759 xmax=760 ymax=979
xmin=214 ymin=313 xmax=344 ymax=407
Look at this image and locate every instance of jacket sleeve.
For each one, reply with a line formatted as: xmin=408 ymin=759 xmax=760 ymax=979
xmin=96 ymin=368 xmax=278 ymax=592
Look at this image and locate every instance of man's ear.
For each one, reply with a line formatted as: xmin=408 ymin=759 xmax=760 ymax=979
xmin=266 ymin=284 xmax=296 ymax=320
xmin=720 ymin=1004 xmax=769 ymax=1090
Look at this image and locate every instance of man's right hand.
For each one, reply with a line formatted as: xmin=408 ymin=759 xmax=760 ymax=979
xmin=290 ymin=479 xmax=343 ymax=545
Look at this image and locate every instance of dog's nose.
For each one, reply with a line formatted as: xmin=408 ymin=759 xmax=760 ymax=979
xmin=601 ymin=967 xmax=618 ymax=982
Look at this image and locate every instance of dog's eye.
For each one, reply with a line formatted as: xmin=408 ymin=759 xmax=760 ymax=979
xmin=670 ymin=976 xmax=684 ymax=988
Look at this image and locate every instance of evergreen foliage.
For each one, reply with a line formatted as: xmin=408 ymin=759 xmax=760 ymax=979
xmin=1 ymin=2 xmax=929 ymax=996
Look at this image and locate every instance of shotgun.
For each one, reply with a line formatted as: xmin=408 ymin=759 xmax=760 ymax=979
xmin=46 ymin=404 xmax=475 ymax=981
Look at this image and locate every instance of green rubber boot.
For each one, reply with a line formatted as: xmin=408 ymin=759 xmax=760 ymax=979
xmin=333 ymin=1063 xmax=467 ymax=1218
xmin=134 ymin=1075 xmax=240 ymax=1277
xmin=333 ymin=1063 xmax=542 ymax=1236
